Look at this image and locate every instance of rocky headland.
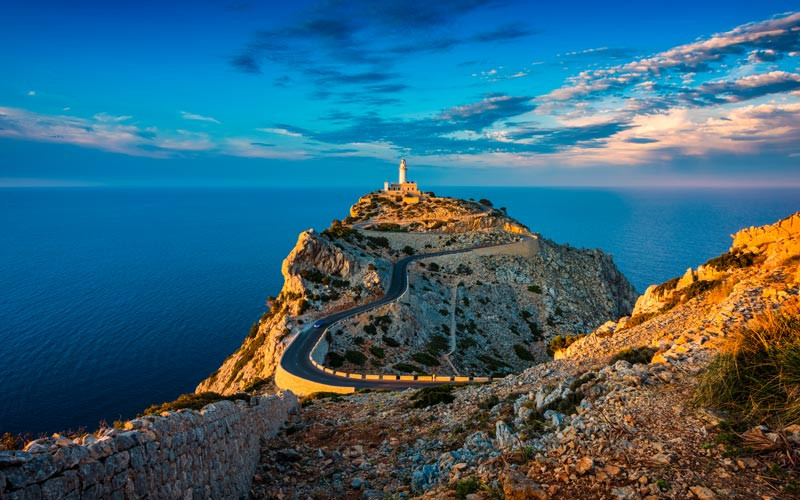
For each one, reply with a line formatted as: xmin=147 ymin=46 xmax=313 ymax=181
xmin=197 ymin=191 xmax=636 ymax=394
xmin=249 ymin=212 xmax=800 ymax=499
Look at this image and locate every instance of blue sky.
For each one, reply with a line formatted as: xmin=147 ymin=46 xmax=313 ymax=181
xmin=1 ymin=0 xmax=799 ymax=187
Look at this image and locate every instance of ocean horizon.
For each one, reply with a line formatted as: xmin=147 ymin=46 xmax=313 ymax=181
xmin=1 ymin=185 xmax=798 ymax=435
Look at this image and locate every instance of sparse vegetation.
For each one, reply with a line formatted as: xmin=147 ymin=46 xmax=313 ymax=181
xmin=326 ymin=352 xmax=344 ymax=368
xmin=344 ymin=350 xmax=367 ymax=365
xmin=1 ymin=432 xmax=22 ymax=451
xmin=141 ymin=392 xmax=248 ymax=416
xmin=452 ymin=476 xmax=480 ymax=499
xmin=393 ymin=362 xmax=426 ymax=374
xmin=426 ymin=334 xmax=450 ymax=355
xmin=369 ymin=346 xmax=385 ymax=358
xmin=548 ymin=334 xmax=585 ymax=355
xmin=410 ymin=385 xmax=455 ymax=408
xmin=625 ymin=311 xmax=660 ymax=329
xmin=610 ymin=346 xmax=657 ymax=365
xmin=653 ymin=276 xmax=680 ymax=295
xmin=411 ymin=352 xmax=441 ymax=366
xmin=704 ymin=249 xmax=761 ymax=271
xmin=382 ymin=335 xmax=401 ymax=347
xmin=694 ymin=312 xmax=800 ymax=427
xmin=527 ymin=284 xmax=542 ymax=294
xmin=513 ymin=343 xmax=536 ymax=361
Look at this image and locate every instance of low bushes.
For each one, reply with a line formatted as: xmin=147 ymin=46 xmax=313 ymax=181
xmin=410 ymin=385 xmax=455 ymax=408
xmin=610 ymin=346 xmax=657 ymax=365
xmin=548 ymin=334 xmax=585 ymax=356
xmin=513 ymin=344 xmax=536 ymax=361
xmin=344 ymin=350 xmax=367 ymax=365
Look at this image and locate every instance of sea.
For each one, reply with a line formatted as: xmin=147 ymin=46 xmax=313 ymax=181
xmin=0 ymin=186 xmax=797 ymax=435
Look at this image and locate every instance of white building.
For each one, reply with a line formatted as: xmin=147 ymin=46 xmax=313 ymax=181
xmin=384 ymin=158 xmax=420 ymax=195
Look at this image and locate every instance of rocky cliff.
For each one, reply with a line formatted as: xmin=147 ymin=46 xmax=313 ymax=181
xmin=197 ymin=191 xmax=636 ymax=394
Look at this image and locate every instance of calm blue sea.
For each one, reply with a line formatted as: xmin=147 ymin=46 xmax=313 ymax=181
xmin=1 ymin=186 xmax=797 ymax=434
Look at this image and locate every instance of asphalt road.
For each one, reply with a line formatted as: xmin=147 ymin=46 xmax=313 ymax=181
xmin=278 ymin=239 xmax=519 ymax=391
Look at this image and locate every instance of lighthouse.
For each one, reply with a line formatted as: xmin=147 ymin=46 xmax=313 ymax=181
xmin=399 ymin=158 xmax=407 ymax=184
xmin=383 ymin=158 xmax=421 ymax=202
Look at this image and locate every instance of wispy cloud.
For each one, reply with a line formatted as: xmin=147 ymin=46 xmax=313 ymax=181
xmin=180 ymin=111 xmax=221 ymax=124
xmin=256 ymin=127 xmax=303 ymax=137
xmin=0 ymin=107 xmax=308 ymax=160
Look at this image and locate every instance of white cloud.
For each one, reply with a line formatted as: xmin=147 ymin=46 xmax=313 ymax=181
xmin=256 ymin=127 xmax=303 ymax=137
xmin=180 ymin=111 xmax=221 ymax=124
xmin=27 ymin=90 xmax=35 ymax=96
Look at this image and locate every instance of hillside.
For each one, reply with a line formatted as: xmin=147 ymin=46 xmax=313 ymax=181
xmin=196 ymin=191 xmax=636 ymax=393
xmin=250 ymin=213 xmax=800 ymax=499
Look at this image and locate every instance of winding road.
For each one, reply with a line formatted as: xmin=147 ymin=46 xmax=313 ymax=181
xmin=278 ymin=238 xmax=525 ymax=391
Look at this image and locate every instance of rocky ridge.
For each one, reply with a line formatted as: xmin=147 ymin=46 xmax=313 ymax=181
xmin=249 ymin=212 xmax=800 ymax=499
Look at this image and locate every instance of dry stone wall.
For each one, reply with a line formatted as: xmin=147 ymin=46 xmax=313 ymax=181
xmin=0 ymin=391 xmax=298 ymax=499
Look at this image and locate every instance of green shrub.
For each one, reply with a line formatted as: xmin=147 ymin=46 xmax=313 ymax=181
xmin=452 ymin=476 xmax=480 ymax=500
xmin=141 ymin=392 xmax=248 ymax=416
xmin=369 ymin=346 xmax=385 ymax=358
xmin=412 ymin=352 xmax=440 ymax=366
xmin=427 ymin=334 xmax=450 ymax=355
xmin=299 ymin=268 xmax=327 ymax=284
xmin=247 ymin=321 xmax=260 ymax=339
xmin=653 ymin=277 xmax=680 ymax=295
xmin=694 ymin=312 xmax=800 ymax=427
xmin=363 ymin=324 xmax=377 ymax=335
xmin=548 ymin=334 xmax=585 ymax=355
xmin=513 ymin=344 xmax=536 ymax=361
xmin=382 ymin=335 xmax=401 ymax=347
xmin=428 ymin=262 xmax=440 ymax=272
xmin=403 ymin=245 xmax=415 ymax=255
xmin=344 ymin=350 xmax=367 ymax=365
xmin=366 ymin=236 xmax=390 ymax=248
xmin=527 ymin=284 xmax=542 ymax=294
xmin=297 ymin=299 xmax=310 ymax=314
xmin=393 ymin=362 xmax=424 ymax=373
xmin=704 ymin=250 xmax=759 ymax=271
xmin=625 ymin=311 xmax=660 ymax=328
xmin=610 ymin=346 xmax=657 ymax=365
xmin=410 ymin=385 xmax=455 ymax=408
xmin=327 ymin=352 xmax=344 ymax=368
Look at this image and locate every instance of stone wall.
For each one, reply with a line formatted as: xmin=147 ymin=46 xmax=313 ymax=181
xmin=0 ymin=391 xmax=298 ymax=499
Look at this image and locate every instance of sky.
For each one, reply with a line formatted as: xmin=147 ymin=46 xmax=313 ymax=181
xmin=1 ymin=0 xmax=799 ymax=187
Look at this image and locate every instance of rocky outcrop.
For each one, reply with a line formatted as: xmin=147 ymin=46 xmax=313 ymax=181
xmin=0 ymin=392 xmax=298 ymax=499
xmin=731 ymin=212 xmax=800 ymax=263
xmin=198 ymin=192 xmax=635 ymax=393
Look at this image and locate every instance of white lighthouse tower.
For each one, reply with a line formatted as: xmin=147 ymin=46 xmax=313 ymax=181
xmin=398 ymin=158 xmax=408 ymax=184
xmin=383 ymin=158 xmax=421 ymax=202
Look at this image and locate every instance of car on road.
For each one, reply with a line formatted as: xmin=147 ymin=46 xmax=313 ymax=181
xmin=313 ymin=320 xmax=325 ymax=328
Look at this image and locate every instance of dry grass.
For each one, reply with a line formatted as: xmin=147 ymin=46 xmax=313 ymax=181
xmin=707 ymin=278 xmax=737 ymax=304
xmin=694 ymin=309 xmax=800 ymax=428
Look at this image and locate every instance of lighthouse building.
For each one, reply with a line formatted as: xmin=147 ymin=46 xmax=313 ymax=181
xmin=384 ymin=159 xmax=421 ymax=203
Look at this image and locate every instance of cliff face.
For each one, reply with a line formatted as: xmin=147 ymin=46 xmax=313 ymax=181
xmin=326 ymin=235 xmax=635 ymax=376
xmin=197 ymin=191 xmax=636 ymax=393
xmin=195 ymin=227 xmax=393 ymax=394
